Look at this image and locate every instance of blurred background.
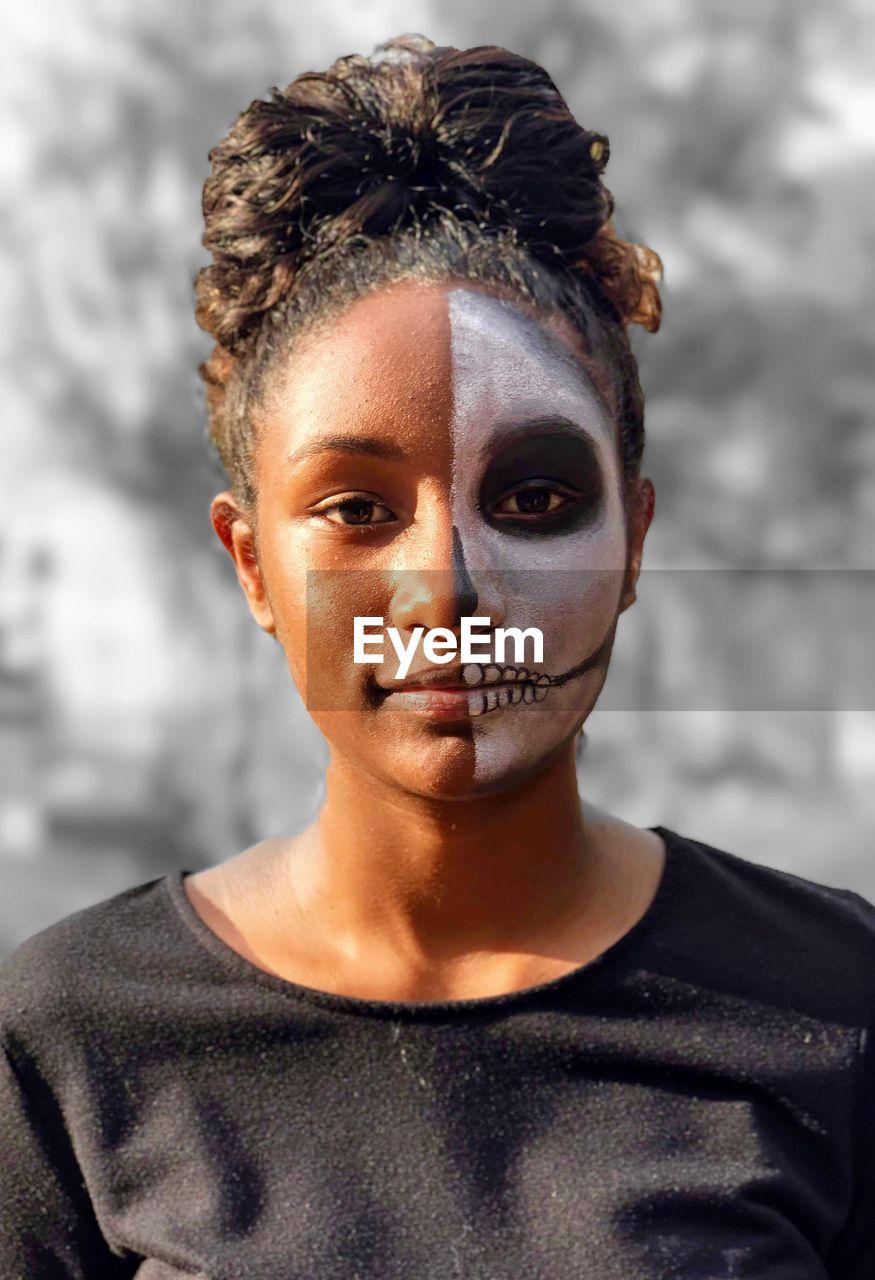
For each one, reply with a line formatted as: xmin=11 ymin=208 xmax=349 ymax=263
xmin=2 ymin=0 xmax=873 ymax=956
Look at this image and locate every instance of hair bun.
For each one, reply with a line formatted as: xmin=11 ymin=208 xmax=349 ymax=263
xmin=197 ymin=44 xmax=636 ymax=354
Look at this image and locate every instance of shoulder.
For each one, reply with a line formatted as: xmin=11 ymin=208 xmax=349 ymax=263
xmin=657 ymin=826 xmax=875 ymax=1025
xmin=0 ymin=875 xmax=184 ymax=1061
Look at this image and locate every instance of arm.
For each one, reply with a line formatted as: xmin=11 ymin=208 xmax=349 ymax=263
xmin=0 ymin=1037 xmax=137 ymax=1279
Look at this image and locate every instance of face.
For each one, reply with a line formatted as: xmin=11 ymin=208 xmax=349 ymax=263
xmin=214 ymin=280 xmax=653 ymax=798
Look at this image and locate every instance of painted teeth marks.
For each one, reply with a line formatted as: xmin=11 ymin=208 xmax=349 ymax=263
xmin=462 ymin=662 xmax=554 ymax=717
xmin=460 ymin=632 xmax=614 ymax=712
xmin=467 ymin=679 xmax=551 ymax=718
xmin=462 ymin=662 xmax=536 ymax=687
xmin=462 ymin=661 xmax=553 ymax=690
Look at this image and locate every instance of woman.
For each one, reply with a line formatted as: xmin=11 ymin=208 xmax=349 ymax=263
xmin=2 ymin=33 xmax=874 ymax=1279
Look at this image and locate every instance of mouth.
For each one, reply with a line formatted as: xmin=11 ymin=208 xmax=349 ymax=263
xmin=364 ymin=624 xmax=618 ymax=723
xmin=375 ymin=663 xmax=552 ymax=720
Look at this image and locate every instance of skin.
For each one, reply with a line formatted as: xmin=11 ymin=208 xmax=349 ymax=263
xmin=187 ymin=278 xmax=662 ymax=1003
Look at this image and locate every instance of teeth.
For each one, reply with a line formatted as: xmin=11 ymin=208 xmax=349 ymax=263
xmin=470 ymin=688 xmax=500 ymax=715
xmin=461 ymin=667 xmax=554 ymax=714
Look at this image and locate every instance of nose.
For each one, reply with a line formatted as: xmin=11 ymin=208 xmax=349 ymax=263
xmin=387 ymin=504 xmax=505 ymax=636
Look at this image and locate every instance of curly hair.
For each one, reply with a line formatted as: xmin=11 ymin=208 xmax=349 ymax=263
xmin=195 ymin=33 xmax=663 ymax=517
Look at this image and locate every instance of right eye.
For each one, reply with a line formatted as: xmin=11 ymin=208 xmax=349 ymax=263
xmin=313 ymin=496 xmax=397 ymax=527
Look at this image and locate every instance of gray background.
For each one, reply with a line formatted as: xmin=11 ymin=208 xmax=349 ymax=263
xmin=2 ymin=0 xmax=874 ymax=956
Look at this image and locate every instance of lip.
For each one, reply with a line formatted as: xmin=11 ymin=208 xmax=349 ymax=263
xmin=375 ymin=666 xmax=551 ymax=720
xmin=386 ymin=687 xmax=493 ymax=721
xmin=376 ymin=664 xmax=481 ymax=693
xmin=375 ymin=663 xmax=545 ymax=693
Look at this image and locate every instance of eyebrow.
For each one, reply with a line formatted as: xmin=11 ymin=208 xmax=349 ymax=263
xmin=288 ymin=435 xmax=408 ymax=465
xmin=480 ymin=414 xmax=603 ymax=460
xmin=287 ymin=417 xmax=603 ymax=468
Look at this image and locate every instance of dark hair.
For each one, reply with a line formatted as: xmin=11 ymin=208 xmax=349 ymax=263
xmin=195 ymin=33 xmax=663 ymax=517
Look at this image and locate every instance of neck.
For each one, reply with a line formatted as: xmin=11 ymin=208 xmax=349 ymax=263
xmin=295 ymin=739 xmax=605 ymax=967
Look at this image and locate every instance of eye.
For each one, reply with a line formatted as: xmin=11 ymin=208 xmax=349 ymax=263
xmin=492 ymin=484 xmax=576 ymax=518
xmin=313 ymin=495 xmax=397 ymax=527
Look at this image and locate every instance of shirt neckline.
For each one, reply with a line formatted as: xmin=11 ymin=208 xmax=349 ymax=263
xmin=164 ymin=825 xmax=685 ymax=1020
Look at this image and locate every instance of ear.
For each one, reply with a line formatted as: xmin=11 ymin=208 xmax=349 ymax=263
xmin=618 ymin=477 xmax=655 ymax=614
xmin=210 ymin=492 xmax=276 ymax=635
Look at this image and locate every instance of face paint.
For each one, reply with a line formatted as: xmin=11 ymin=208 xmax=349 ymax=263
xmin=442 ymin=288 xmax=628 ymax=785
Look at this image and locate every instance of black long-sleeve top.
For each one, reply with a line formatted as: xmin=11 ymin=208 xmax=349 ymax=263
xmin=1 ymin=824 xmax=874 ymax=1278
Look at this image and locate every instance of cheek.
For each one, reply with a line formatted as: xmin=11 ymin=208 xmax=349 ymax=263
xmin=511 ymin=568 xmax=623 ymax=682
xmin=295 ymin=566 xmax=389 ymax=710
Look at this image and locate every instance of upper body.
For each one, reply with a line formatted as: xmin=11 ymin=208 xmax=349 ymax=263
xmin=2 ymin=823 xmax=874 ymax=1279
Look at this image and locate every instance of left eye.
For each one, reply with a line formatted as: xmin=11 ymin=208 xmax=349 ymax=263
xmin=317 ymin=497 xmax=396 ymax=526
xmin=493 ymin=486 xmax=574 ymax=516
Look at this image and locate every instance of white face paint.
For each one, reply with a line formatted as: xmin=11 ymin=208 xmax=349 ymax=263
xmin=446 ymin=287 xmax=629 ymax=786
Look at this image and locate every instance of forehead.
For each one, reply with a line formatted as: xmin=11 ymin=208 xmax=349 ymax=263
xmin=264 ymin=280 xmax=615 ymax=449
xmin=446 ymin=286 xmax=613 ymax=438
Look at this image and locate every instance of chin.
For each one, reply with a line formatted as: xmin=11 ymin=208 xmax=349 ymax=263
xmin=366 ymin=731 xmax=573 ymax=802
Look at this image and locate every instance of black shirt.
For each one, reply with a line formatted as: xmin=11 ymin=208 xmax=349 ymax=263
xmin=1 ymin=825 xmax=874 ymax=1279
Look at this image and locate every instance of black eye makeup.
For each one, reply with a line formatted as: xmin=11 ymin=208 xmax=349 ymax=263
xmin=480 ymin=429 xmax=606 ymax=536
